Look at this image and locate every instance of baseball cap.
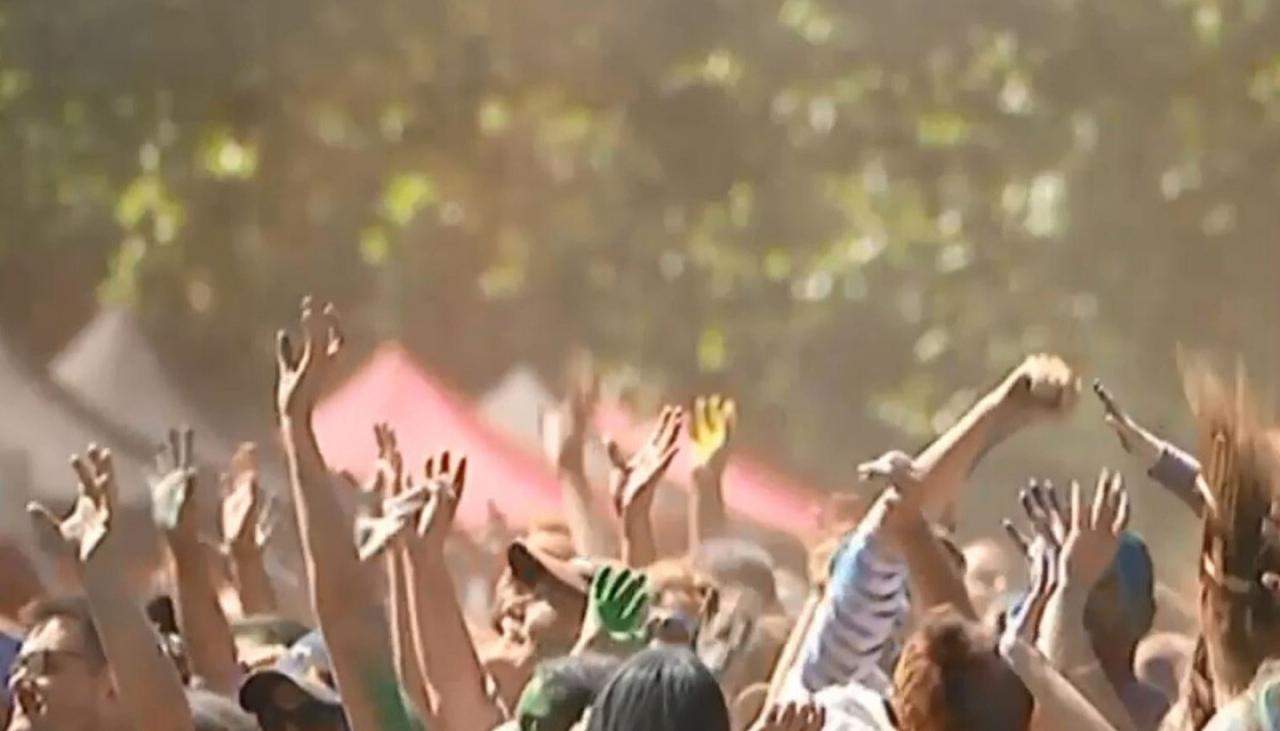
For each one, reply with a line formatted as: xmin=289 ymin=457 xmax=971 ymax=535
xmin=239 ymin=631 xmax=342 ymax=714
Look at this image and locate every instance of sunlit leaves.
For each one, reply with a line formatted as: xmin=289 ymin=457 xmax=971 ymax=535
xmin=200 ymin=128 xmax=257 ymax=180
xmin=915 ymin=109 xmax=971 ymax=147
xmin=697 ymin=326 xmax=728 ymax=372
xmin=115 ymin=174 xmax=184 ymax=243
xmin=381 ymin=173 xmax=437 ymax=226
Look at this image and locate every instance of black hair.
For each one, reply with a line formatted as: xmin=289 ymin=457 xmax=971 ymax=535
xmin=20 ymin=595 xmax=106 ymax=669
xmin=147 ymin=595 xmax=181 ymax=635
xmin=693 ymin=539 xmax=778 ymax=608
xmin=587 ymin=647 xmax=730 ymax=731
xmin=187 ymin=688 xmax=262 ymax=731
xmin=231 ymin=614 xmax=312 ymax=648
xmin=519 ymin=653 xmax=620 ymax=731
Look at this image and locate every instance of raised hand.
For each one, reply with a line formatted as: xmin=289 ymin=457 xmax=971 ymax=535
xmin=1003 ymin=479 xmax=1068 ymax=557
xmin=355 ymin=425 xmax=428 ymax=561
xmin=1000 ymin=537 xmax=1059 ymax=656
xmin=149 ymin=427 xmax=198 ymax=537
xmin=1059 ymin=469 xmax=1130 ymax=589
xmin=1092 ymin=379 xmax=1161 ymax=464
xmin=750 ymin=699 xmax=826 ymax=731
xmin=993 ymin=353 xmax=1080 ymax=422
xmin=607 ymin=405 xmax=683 ymax=515
xmin=689 ymin=395 xmax=736 ymax=478
xmin=372 ymin=422 xmax=405 ymax=497
xmin=857 ymin=448 xmax=923 ymax=487
xmin=220 ymin=442 xmax=276 ymax=553
xmin=275 ymin=296 xmax=343 ymax=418
xmin=541 ymin=367 xmax=597 ymax=473
xmin=415 ymin=451 xmax=467 ymax=550
xmin=28 ymin=445 xmax=118 ymax=564
xmin=587 ymin=564 xmax=651 ymax=645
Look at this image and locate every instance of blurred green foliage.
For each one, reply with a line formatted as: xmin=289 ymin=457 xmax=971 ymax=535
xmin=1 ymin=0 xmax=1278 ymax=507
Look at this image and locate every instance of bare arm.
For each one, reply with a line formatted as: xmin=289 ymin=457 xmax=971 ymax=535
xmin=228 ymin=543 xmax=277 ymax=616
xmin=688 ymin=396 xmax=734 ymax=553
xmin=30 ymin=447 xmax=194 ymax=731
xmin=1001 ymin=518 xmax=1125 ymax=731
xmin=1003 ymin=639 xmax=1122 ymax=731
xmin=277 ymin=299 xmax=412 ymax=731
xmin=764 ymin=592 xmax=820 ymax=704
xmin=151 ymin=428 xmax=241 ymax=696
xmin=1093 ymin=380 xmax=1206 ymax=517
xmin=542 ymin=371 xmax=613 ymax=557
xmin=1036 ymin=472 xmax=1139 ymax=731
xmin=221 ymin=443 xmax=278 ymax=615
xmin=878 ymin=355 xmax=1078 ymax=518
xmin=884 ymin=490 xmax=976 ymax=621
xmin=609 ymin=406 xmax=683 ymax=569
xmin=403 ymin=453 xmax=504 ymax=730
xmin=390 ymin=546 xmax=435 ymax=724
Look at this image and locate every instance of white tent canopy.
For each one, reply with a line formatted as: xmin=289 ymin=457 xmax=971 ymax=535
xmin=50 ymin=307 xmax=236 ymax=459
xmin=0 ymin=332 xmax=147 ymax=534
xmin=479 ymin=364 xmax=556 ymax=449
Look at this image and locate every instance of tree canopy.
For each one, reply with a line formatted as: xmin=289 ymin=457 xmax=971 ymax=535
xmin=2 ymin=0 xmax=1277 ymax=553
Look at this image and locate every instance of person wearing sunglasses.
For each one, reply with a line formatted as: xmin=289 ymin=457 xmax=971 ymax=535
xmin=6 ymin=597 xmax=123 ymax=731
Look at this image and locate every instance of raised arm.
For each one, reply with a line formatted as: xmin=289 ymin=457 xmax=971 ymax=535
xmin=570 ymin=564 xmax=650 ymax=657
xmin=29 ymin=446 xmax=194 ymax=731
xmin=764 ymin=592 xmax=820 ymax=705
xmin=353 ymin=424 xmax=436 ymax=725
xmin=785 ymin=488 xmax=909 ymax=696
xmin=541 ymin=371 xmax=613 ymax=557
xmin=276 ymin=298 xmax=412 ymax=731
xmin=999 ymin=532 xmax=1122 ymax=731
xmin=688 ymin=395 xmax=735 ymax=553
xmin=880 ymin=354 xmax=1078 ymax=518
xmin=401 ymin=452 xmax=505 ymax=730
xmin=149 ymin=427 xmax=241 ymax=695
xmin=1035 ymin=471 xmax=1139 ymax=731
xmin=220 ymin=442 xmax=278 ymax=615
xmin=607 ymin=406 xmax=683 ymax=569
xmin=1093 ymin=379 xmax=1207 ymax=517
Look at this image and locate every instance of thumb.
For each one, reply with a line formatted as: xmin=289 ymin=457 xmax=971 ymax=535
xmin=604 ymin=437 xmax=627 ymax=469
xmin=27 ymin=502 xmax=61 ymax=533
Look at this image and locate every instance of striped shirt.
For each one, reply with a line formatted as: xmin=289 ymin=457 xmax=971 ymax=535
xmin=789 ymin=516 xmax=909 ymax=697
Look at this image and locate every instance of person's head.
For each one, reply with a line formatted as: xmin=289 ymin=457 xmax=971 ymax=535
xmin=961 ymin=538 xmax=1015 ymax=619
xmin=187 ymin=689 xmax=260 ymax=731
xmin=1084 ymin=532 xmax=1156 ymax=671
xmin=644 ymin=559 xmax=711 ymax=645
xmin=493 ymin=534 xmax=590 ymax=659
xmin=232 ymin=615 xmax=312 ymax=672
xmin=891 ymin=607 xmax=1032 ymax=731
xmin=7 ymin=596 xmax=119 ymax=731
xmin=693 ymin=540 xmax=778 ymax=611
xmin=587 ymin=647 xmax=730 ymax=731
xmin=516 ymin=653 xmax=619 ymax=731
xmin=239 ymin=631 xmax=346 ymax=731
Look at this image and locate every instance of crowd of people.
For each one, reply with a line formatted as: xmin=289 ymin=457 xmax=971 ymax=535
xmin=2 ymin=296 xmax=1278 ymax=730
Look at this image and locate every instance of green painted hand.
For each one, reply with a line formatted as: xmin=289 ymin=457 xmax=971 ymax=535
xmin=590 ymin=564 xmax=651 ymax=644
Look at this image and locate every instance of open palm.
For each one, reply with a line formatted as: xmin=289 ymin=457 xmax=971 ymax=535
xmin=608 ymin=405 xmax=683 ymax=515
xmin=28 ymin=446 xmax=118 ymax=564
